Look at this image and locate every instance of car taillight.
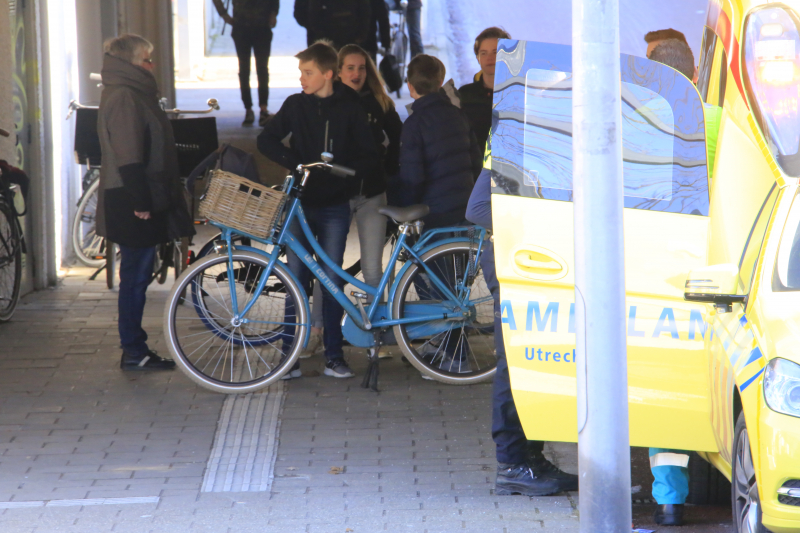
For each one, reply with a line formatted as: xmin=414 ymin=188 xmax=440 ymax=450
xmin=743 ymin=7 xmax=800 ymax=176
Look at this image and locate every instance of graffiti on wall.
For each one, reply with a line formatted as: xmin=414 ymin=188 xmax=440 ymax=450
xmin=10 ymin=0 xmax=28 ymax=169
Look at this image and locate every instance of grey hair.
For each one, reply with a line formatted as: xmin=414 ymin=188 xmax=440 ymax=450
xmin=104 ymin=34 xmax=153 ymax=65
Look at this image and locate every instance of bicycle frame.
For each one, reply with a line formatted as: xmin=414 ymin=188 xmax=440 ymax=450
xmin=211 ymin=173 xmax=487 ymax=336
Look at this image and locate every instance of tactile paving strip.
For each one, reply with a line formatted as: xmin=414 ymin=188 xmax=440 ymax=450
xmin=201 ymin=382 xmax=286 ymax=493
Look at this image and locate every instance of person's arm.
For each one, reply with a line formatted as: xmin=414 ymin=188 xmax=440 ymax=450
xmin=383 ymin=105 xmax=403 ymax=175
xmin=466 ymin=167 xmax=492 ymax=230
xmin=212 ymin=0 xmax=234 ymax=24
xmin=256 ymin=100 xmax=301 ymax=170
xmin=468 ymin=125 xmax=482 ymax=181
xmin=269 ymin=0 xmax=280 ymax=27
xmin=103 ymin=90 xmax=151 ymax=213
xmin=396 ymin=117 xmax=426 ymax=206
xmin=294 ymin=0 xmax=308 ymax=28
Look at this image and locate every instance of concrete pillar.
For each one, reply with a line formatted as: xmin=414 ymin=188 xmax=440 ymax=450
xmin=75 ymin=0 xmax=105 ymax=104
xmin=116 ymin=0 xmax=177 ymax=105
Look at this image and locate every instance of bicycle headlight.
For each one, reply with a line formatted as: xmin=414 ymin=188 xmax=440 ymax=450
xmin=764 ymin=358 xmax=800 ymax=418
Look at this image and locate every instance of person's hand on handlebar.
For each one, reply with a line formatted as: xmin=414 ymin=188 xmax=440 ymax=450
xmin=135 ymin=211 xmax=151 ymax=220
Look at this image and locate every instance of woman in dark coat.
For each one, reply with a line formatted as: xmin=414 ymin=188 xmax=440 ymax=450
xmin=97 ymin=34 xmax=194 ymax=371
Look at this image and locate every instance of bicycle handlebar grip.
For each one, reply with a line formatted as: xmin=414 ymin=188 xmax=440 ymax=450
xmin=329 ymin=164 xmax=356 ymax=177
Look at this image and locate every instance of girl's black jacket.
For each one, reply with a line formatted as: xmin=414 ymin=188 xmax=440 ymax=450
xmin=356 ymin=87 xmax=403 ymax=198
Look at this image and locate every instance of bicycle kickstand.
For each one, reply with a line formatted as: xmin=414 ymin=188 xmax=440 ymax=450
xmin=360 ymin=333 xmax=383 ymax=392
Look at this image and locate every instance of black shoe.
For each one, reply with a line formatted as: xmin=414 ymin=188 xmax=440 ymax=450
xmin=120 ymin=350 xmax=176 ymax=371
xmin=495 ymin=463 xmax=561 ymax=496
xmin=654 ymin=504 xmax=684 ymax=526
xmin=529 ymin=455 xmax=579 ymax=492
xmin=242 ymin=108 xmax=255 ymax=126
xmin=258 ymin=110 xmax=270 ymax=127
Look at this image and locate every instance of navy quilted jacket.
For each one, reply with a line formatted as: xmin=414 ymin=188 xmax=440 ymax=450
xmin=394 ymin=92 xmax=482 ymax=228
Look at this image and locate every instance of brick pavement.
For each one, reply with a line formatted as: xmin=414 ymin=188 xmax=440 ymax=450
xmin=0 ymin=266 xmax=736 ymax=532
xmin=0 ymin=268 xmax=581 ymax=532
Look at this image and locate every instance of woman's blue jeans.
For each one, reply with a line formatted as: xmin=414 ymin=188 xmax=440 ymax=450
xmin=118 ymin=245 xmax=156 ymax=356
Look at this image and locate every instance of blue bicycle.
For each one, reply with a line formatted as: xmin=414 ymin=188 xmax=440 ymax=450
xmin=163 ymin=156 xmax=495 ymax=393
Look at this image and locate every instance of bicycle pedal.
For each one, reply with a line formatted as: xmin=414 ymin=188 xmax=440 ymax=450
xmin=350 ymin=291 xmax=368 ymax=299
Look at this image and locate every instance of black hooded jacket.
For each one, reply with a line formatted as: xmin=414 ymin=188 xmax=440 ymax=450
xmin=257 ymin=82 xmax=380 ymax=207
xmin=357 ymin=88 xmax=402 ymax=198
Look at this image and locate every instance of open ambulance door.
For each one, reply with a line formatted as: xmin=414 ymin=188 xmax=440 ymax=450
xmin=491 ymin=40 xmax=718 ymax=452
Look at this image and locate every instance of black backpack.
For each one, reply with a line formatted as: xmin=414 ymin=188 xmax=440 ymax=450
xmin=307 ymin=0 xmax=371 ymax=47
xmin=380 ymin=54 xmax=403 ymax=93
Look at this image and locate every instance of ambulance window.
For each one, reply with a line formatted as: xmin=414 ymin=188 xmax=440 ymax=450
xmin=697 ymin=27 xmax=717 ymax=102
xmin=739 ymin=184 xmax=778 ymax=295
xmin=491 ymin=41 xmax=709 ymax=215
xmin=773 ymin=190 xmax=800 ymax=291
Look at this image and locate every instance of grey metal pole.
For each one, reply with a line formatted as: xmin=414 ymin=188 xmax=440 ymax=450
xmin=572 ymin=0 xmax=631 ymax=531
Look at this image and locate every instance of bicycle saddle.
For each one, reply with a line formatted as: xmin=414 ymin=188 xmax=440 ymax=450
xmin=378 ymin=204 xmax=430 ymax=222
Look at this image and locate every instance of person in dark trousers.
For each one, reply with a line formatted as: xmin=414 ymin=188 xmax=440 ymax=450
xmin=364 ymin=0 xmax=392 ymax=63
xmin=466 ymin=163 xmax=579 ymax=496
xmin=459 ymin=27 xmax=510 ymax=154
xmin=257 ymin=42 xmax=380 ymax=380
xmin=395 ymin=54 xmax=481 ymax=228
xmin=97 ymin=34 xmax=195 ymax=371
xmin=212 ymin=0 xmax=279 ymax=126
xmin=405 ymin=0 xmax=424 ymax=57
xmin=293 ymin=0 xmax=371 ymax=49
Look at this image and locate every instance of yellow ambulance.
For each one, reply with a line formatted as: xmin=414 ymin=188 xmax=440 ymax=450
xmin=490 ymin=1 xmax=800 ymax=531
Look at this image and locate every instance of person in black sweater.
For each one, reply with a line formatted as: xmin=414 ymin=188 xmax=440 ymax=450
xmin=458 ymin=27 xmax=510 ymax=153
xmin=257 ymin=42 xmax=380 ymax=380
xmin=396 ymin=54 xmax=482 ymax=229
xmin=337 ymin=44 xmax=402 ymax=293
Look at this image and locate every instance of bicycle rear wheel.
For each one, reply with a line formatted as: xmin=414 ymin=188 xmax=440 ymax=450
xmin=0 ymin=202 xmax=21 ymax=322
xmin=164 ymin=250 xmax=307 ymax=393
xmin=72 ymin=176 xmax=105 ymax=268
xmin=391 ymin=241 xmax=495 ymax=384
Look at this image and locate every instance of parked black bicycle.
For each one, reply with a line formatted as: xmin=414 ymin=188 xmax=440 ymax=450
xmin=0 ymin=127 xmax=28 ymax=321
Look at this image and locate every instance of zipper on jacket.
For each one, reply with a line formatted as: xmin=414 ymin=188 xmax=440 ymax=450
xmin=324 ymin=121 xmax=329 ymax=155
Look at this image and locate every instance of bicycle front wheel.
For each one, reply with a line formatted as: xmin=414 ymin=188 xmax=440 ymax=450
xmin=72 ymin=177 xmax=105 ymax=268
xmin=391 ymin=241 xmax=496 ymax=384
xmin=0 ymin=202 xmax=21 ymax=322
xmin=164 ymin=250 xmax=308 ymax=393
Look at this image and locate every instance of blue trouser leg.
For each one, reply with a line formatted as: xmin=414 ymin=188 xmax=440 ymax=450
xmin=118 ymin=245 xmax=156 ymax=356
xmin=406 ymin=7 xmax=423 ymax=57
xmin=484 ymin=245 xmax=544 ymax=464
xmin=649 ymin=448 xmax=690 ymax=504
xmin=285 ymin=202 xmax=351 ymax=361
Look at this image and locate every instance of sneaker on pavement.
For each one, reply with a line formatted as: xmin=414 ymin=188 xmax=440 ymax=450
xmin=242 ymin=108 xmax=255 ymax=126
xmin=529 ymin=455 xmax=579 ymax=492
xmin=324 ymin=359 xmax=355 ymax=378
xmin=120 ymin=349 xmax=176 ymax=371
xmin=495 ymin=463 xmax=561 ymax=496
xmin=299 ymin=330 xmax=323 ymax=359
xmin=280 ymin=361 xmax=302 ymax=381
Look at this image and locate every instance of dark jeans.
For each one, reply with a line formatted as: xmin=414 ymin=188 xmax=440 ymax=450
xmin=483 ymin=247 xmax=545 ymax=465
xmin=118 ymin=245 xmax=156 ymax=357
xmin=407 ymin=7 xmax=423 ymax=57
xmin=231 ymin=25 xmax=272 ymax=109
xmin=284 ymin=202 xmax=351 ymax=361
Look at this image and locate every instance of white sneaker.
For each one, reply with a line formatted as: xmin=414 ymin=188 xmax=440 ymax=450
xmin=280 ymin=368 xmax=302 ymax=380
xmin=299 ymin=330 xmax=323 ymax=359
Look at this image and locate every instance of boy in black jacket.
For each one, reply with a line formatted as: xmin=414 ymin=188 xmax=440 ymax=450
xmin=396 ymin=54 xmax=482 ymax=229
xmin=257 ymin=42 xmax=379 ymax=379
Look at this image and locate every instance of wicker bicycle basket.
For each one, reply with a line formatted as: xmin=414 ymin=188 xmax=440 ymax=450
xmin=199 ymin=170 xmax=286 ymax=238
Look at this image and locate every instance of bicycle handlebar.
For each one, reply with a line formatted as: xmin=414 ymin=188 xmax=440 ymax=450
xmin=67 ymin=98 xmax=221 ymax=120
xmin=296 ymin=161 xmax=357 ymax=182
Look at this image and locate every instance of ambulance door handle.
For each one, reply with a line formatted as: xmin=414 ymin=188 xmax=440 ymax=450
xmin=514 ymin=250 xmax=564 ymax=274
